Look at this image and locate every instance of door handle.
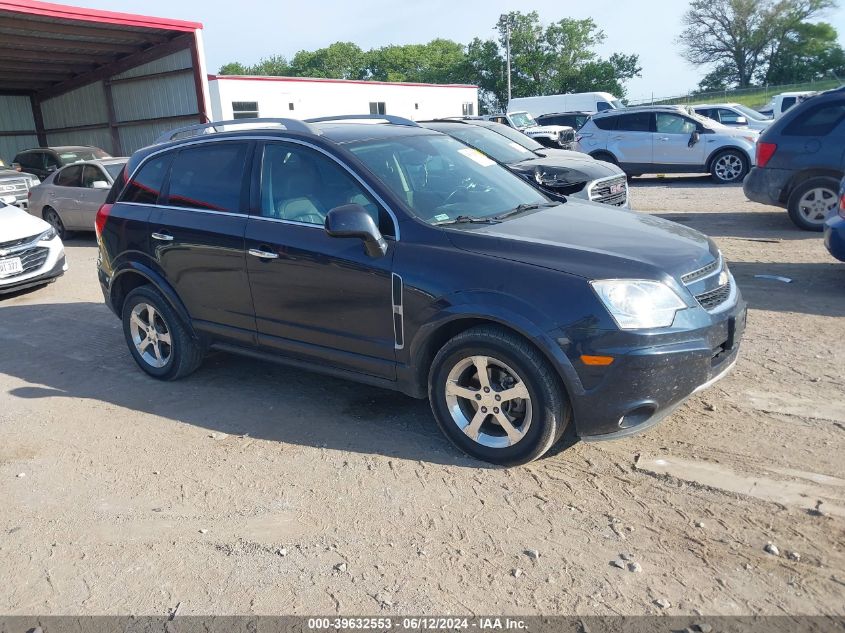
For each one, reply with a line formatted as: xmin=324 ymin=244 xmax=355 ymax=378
xmin=151 ymin=232 xmax=173 ymax=241
xmin=248 ymin=248 xmax=279 ymax=259
xmin=657 ymin=136 xmax=670 ymax=141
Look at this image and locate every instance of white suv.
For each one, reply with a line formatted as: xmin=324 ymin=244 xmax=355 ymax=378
xmin=576 ymin=106 xmax=759 ymax=183
xmin=484 ymin=111 xmax=576 ymax=149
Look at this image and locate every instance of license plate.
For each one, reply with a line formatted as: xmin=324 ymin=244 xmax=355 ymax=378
xmin=0 ymin=256 xmax=23 ymax=277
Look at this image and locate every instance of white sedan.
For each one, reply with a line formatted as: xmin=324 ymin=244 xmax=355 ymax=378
xmin=0 ymin=196 xmax=67 ymax=295
xmin=28 ymin=158 xmax=126 ymax=239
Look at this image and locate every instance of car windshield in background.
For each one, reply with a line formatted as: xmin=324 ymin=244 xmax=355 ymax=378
xmin=104 ymin=162 xmax=126 ymax=179
xmin=733 ymin=103 xmax=772 ymax=121
xmin=611 ymin=99 xmax=624 ymax=109
xmin=509 ymin=112 xmax=537 ymax=128
xmin=59 ymin=149 xmax=111 ymax=162
xmin=348 ymin=134 xmax=551 ymax=225
xmin=484 ymin=123 xmax=545 ymax=151
xmin=428 ymin=124 xmax=535 ymax=165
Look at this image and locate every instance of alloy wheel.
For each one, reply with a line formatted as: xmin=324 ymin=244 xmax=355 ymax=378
xmin=444 ymin=355 xmax=532 ymax=449
xmin=797 ymin=187 xmax=837 ymax=225
xmin=129 ymin=302 xmax=173 ymax=368
xmin=714 ymin=154 xmax=744 ymax=182
xmin=44 ymin=209 xmax=65 ymax=239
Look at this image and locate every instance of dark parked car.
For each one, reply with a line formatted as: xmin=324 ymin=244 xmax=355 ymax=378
xmin=13 ymin=146 xmax=111 ymax=181
xmin=824 ymin=176 xmax=845 ymax=261
xmin=96 ymin=116 xmax=745 ymax=466
xmin=536 ymin=111 xmax=592 ymax=131
xmin=420 ymin=119 xmax=628 ymax=207
xmin=744 ymin=87 xmax=845 ymax=231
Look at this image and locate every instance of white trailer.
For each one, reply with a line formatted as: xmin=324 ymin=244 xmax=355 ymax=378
xmin=509 ymin=92 xmax=623 ymax=117
xmin=209 ymin=75 xmax=478 ymax=122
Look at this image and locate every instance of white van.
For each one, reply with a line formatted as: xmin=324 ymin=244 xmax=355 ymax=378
xmin=508 ymin=92 xmax=623 ymax=117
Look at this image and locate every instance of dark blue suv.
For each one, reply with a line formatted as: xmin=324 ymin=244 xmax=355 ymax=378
xmin=95 ymin=116 xmax=746 ymax=466
xmin=744 ymin=86 xmax=845 ymax=230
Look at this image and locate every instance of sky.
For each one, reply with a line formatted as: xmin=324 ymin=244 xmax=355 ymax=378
xmin=63 ymin=0 xmax=845 ymax=102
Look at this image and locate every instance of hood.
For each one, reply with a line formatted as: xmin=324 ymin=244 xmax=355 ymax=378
xmin=0 ymin=203 xmax=50 ymax=243
xmin=445 ymin=202 xmax=717 ymax=283
xmin=712 ymin=125 xmax=760 ymax=140
xmin=508 ymin=153 xmax=621 ymax=188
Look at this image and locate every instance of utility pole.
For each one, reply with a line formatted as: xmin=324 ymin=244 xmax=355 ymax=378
xmin=506 ymin=17 xmax=512 ymax=104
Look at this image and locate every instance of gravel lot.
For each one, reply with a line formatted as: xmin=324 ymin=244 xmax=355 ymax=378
xmin=1 ymin=177 xmax=843 ymax=616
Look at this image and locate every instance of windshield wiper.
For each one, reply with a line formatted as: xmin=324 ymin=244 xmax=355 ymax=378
xmin=491 ymin=202 xmax=558 ymax=221
xmin=434 ymin=214 xmax=500 ymax=226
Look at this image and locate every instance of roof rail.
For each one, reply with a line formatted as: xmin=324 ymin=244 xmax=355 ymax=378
xmin=155 ymin=118 xmax=317 ymax=144
xmin=305 ymin=114 xmax=420 ymax=127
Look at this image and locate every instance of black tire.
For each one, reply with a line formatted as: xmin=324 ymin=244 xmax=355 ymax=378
xmin=43 ymin=207 xmax=67 ymax=241
xmin=428 ymin=325 xmax=570 ymax=466
xmin=709 ymin=149 xmax=748 ymax=184
xmin=121 ymin=285 xmax=203 ymax=380
xmin=786 ymin=177 xmax=840 ymax=232
xmin=591 ymin=151 xmax=618 ymax=166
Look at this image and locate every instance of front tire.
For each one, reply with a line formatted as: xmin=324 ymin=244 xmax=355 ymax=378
xmin=787 ymin=177 xmax=839 ymax=231
xmin=428 ymin=326 xmax=569 ymax=466
xmin=121 ymin=285 xmax=203 ymax=380
xmin=710 ymin=150 xmax=748 ymax=183
xmin=43 ymin=207 xmax=67 ymax=241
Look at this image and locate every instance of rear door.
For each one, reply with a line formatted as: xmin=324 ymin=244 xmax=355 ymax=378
xmin=607 ymin=112 xmax=653 ymax=168
xmin=244 ymin=140 xmax=397 ymax=379
xmin=653 ymin=112 xmax=706 ymax=167
xmin=149 ymin=140 xmax=255 ymax=342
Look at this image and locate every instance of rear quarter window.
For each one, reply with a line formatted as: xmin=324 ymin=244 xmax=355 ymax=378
xmin=783 ymin=101 xmax=845 ymax=137
xmin=119 ymin=154 xmax=172 ymax=205
xmin=592 ymin=116 xmax=618 ymax=131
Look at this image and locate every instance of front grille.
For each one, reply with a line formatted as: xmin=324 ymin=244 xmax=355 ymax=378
xmin=695 ymin=280 xmax=732 ymax=311
xmin=0 ymin=234 xmax=39 ymax=250
xmin=682 ymin=258 xmax=719 ymax=284
xmin=589 ymin=175 xmax=628 ymax=206
xmin=560 ymin=129 xmax=576 ymax=144
xmin=0 ymin=246 xmax=48 ymax=279
xmin=0 ymin=177 xmax=32 ymax=202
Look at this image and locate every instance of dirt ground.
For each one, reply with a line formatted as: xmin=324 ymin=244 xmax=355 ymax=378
xmin=1 ymin=177 xmax=843 ymax=617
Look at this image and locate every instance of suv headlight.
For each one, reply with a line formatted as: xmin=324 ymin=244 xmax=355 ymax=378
xmin=591 ymin=279 xmax=687 ymax=329
xmin=37 ymin=226 xmax=57 ymax=242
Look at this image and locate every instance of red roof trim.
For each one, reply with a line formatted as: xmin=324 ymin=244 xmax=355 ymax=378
xmin=0 ymin=0 xmax=203 ymax=31
xmin=208 ymin=74 xmax=477 ymax=89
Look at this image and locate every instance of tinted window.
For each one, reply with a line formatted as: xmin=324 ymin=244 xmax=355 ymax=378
xmin=44 ymin=153 xmax=61 ymax=168
xmin=593 ymin=116 xmax=617 ymax=131
xmin=426 ymin=124 xmax=533 ymax=164
xmin=103 ymin=162 xmax=126 ymax=180
xmin=121 ymin=154 xmax=171 ymax=204
xmin=480 ymin=122 xmax=544 ymax=150
xmin=781 ymin=97 xmax=797 ymax=112
xmin=596 ymin=101 xmax=612 ymax=111
xmin=783 ymin=101 xmax=845 ymax=136
xmin=16 ymin=152 xmax=42 ymax=169
xmin=655 ymin=113 xmax=696 ymax=134
xmin=56 ymin=148 xmax=110 ymax=163
xmin=55 ymin=165 xmax=82 ymax=187
xmin=82 ymin=165 xmax=106 ymax=188
xmin=261 ymin=143 xmax=391 ymax=234
xmin=167 ymin=143 xmax=248 ymax=212
xmin=617 ymin=113 xmax=652 ymax=132
xmin=717 ymin=108 xmax=741 ymax=124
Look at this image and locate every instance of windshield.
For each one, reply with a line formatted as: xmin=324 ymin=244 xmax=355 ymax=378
xmin=426 ymin=124 xmax=534 ymax=165
xmin=611 ymin=99 xmax=624 ymax=109
xmin=732 ymin=104 xmax=772 ymax=121
xmin=103 ymin=162 xmax=126 ymax=179
xmin=348 ymin=134 xmax=550 ymax=225
xmin=59 ymin=148 xmax=111 ymax=163
xmin=509 ymin=112 xmax=537 ymax=128
xmin=481 ymin=123 xmax=545 ymax=151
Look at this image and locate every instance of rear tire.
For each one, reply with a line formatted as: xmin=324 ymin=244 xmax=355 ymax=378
xmin=787 ymin=177 xmax=839 ymax=232
xmin=710 ymin=149 xmax=748 ymax=184
xmin=428 ymin=326 xmax=570 ymax=466
xmin=121 ymin=285 xmax=203 ymax=380
xmin=43 ymin=207 xmax=67 ymax=241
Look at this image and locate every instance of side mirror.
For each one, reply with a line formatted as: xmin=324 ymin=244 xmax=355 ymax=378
xmin=10 ymin=162 xmax=21 ymax=172
xmin=688 ymin=131 xmax=700 ymax=148
xmin=324 ymin=204 xmax=388 ymax=258
xmin=91 ymin=180 xmax=110 ymax=189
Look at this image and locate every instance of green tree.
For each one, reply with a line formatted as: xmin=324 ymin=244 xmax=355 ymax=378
xmin=289 ymin=42 xmax=368 ymax=79
xmin=465 ymin=37 xmax=507 ymax=112
xmin=218 ymin=62 xmax=249 ymax=75
xmin=367 ymin=39 xmax=468 ymax=83
xmin=764 ymin=21 xmax=845 ymax=83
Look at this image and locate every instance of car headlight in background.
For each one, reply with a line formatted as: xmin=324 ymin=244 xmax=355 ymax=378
xmin=36 ymin=226 xmax=57 ymax=242
xmin=591 ymin=279 xmax=687 ymax=329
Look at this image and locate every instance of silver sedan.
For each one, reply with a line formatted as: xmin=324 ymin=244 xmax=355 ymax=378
xmin=28 ymin=158 xmax=127 ymax=238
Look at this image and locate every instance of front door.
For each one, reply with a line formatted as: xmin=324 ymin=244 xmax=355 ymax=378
xmin=653 ymin=112 xmax=706 ymax=167
xmin=148 ymin=140 xmax=255 ymax=341
xmin=245 ymin=141 xmax=397 ymax=379
xmin=78 ymin=164 xmax=111 ymax=230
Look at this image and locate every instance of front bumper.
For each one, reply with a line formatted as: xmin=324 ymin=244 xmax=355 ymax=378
xmin=561 ymin=293 xmax=747 ymax=439
xmin=743 ymin=166 xmax=790 ymax=208
xmin=0 ymin=252 xmax=66 ymax=295
xmin=824 ymin=215 xmax=845 ymax=262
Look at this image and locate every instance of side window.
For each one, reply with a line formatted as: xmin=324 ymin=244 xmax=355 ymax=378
xmin=44 ymin=153 xmax=60 ymax=169
xmin=120 ymin=154 xmax=172 ymax=204
xmin=593 ymin=115 xmax=618 ymax=131
xmin=781 ymin=97 xmax=797 ymax=112
xmin=596 ymin=101 xmax=612 ymax=112
xmin=617 ymin=112 xmax=652 ymax=132
xmin=369 ymin=102 xmax=386 ymax=115
xmin=17 ymin=153 xmax=39 ymax=169
xmin=55 ymin=165 xmax=83 ymax=187
xmin=717 ymin=108 xmax=741 ymax=124
xmin=655 ymin=113 xmax=695 ymax=134
xmin=167 ymin=143 xmax=248 ymax=212
xmin=783 ymin=101 xmax=845 ymax=137
xmin=260 ymin=143 xmax=392 ymax=235
xmin=82 ymin=165 xmax=106 ymax=188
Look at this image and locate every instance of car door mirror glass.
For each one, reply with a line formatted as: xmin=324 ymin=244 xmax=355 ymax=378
xmin=735 ymin=116 xmax=747 ymax=125
xmin=325 ymin=204 xmax=388 ymax=258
